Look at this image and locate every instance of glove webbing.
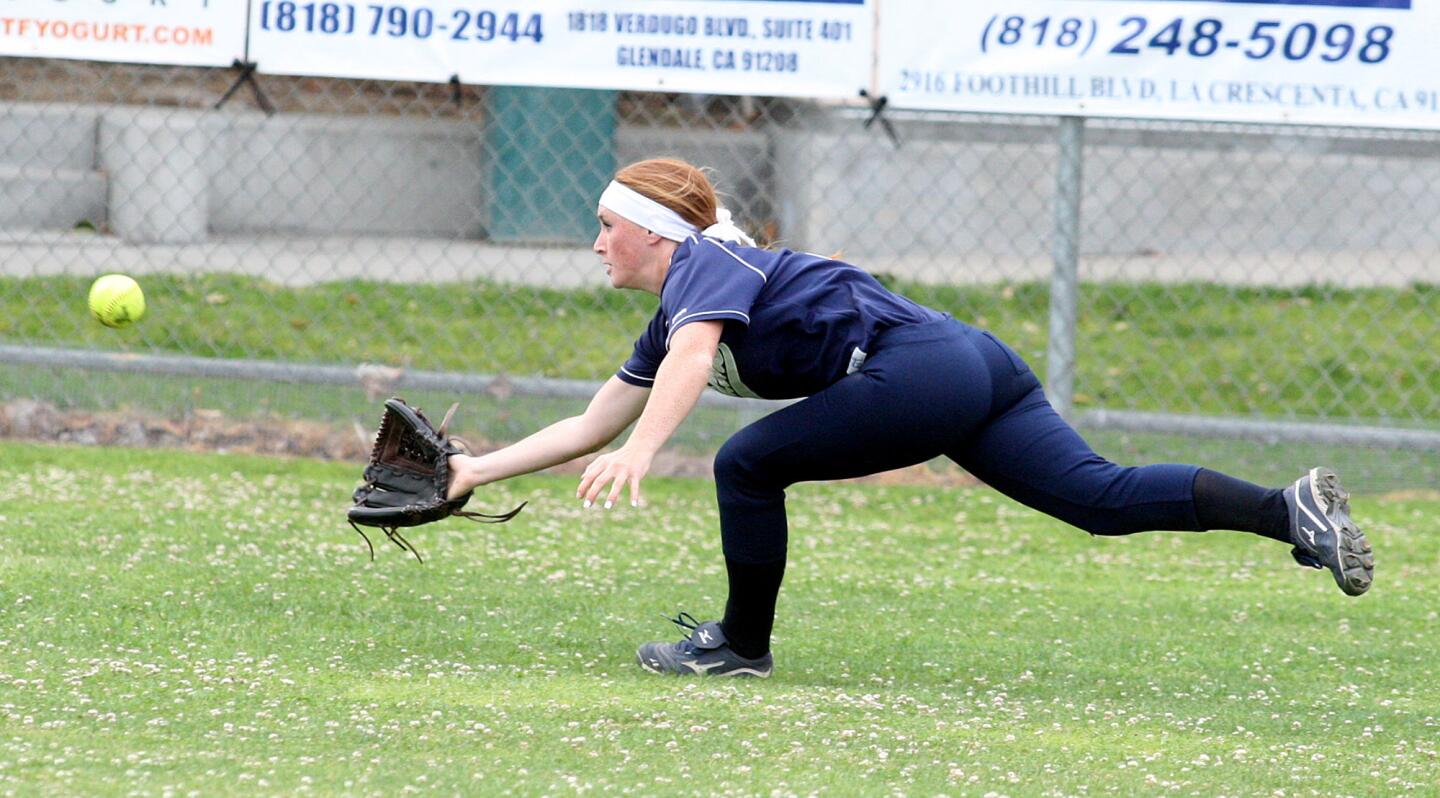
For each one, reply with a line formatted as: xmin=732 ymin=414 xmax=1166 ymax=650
xmin=349 ymin=403 xmax=527 ymax=563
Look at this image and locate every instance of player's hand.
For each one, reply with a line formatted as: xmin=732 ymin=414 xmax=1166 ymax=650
xmin=446 ymin=454 xmax=476 ymax=501
xmin=577 ymin=446 xmax=652 ymax=509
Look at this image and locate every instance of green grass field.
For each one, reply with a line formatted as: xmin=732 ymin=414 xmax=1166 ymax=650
xmin=5 ymin=273 xmax=1440 ymax=421
xmin=6 ymin=272 xmax=1440 ymax=492
xmin=3 ymin=440 xmax=1437 ymax=796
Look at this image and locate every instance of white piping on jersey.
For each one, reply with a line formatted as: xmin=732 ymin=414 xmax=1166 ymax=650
xmin=673 ymin=307 xmax=751 ymax=328
xmin=703 ymin=239 xmax=767 ymax=283
xmin=665 ymin=309 xmax=750 ymax=349
xmin=619 ymin=366 xmax=655 ymax=383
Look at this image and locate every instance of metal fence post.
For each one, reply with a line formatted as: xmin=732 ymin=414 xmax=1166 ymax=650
xmin=1047 ymin=116 xmax=1085 ymax=420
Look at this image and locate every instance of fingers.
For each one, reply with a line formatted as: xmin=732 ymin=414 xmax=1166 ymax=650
xmin=605 ymin=476 xmax=625 ymax=510
xmin=576 ymin=459 xmax=605 ymax=506
xmin=575 ymin=461 xmax=594 ymax=500
xmin=600 ymin=472 xmax=642 ymax=509
xmin=576 ymin=455 xmax=644 ymax=510
xmin=587 ymin=467 xmax=623 ymax=509
xmin=583 ymin=474 xmax=613 ymax=509
xmin=576 ymin=457 xmax=613 ymax=508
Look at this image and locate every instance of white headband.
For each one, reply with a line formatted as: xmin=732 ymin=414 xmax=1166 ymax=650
xmin=598 ymin=180 xmax=756 ymax=247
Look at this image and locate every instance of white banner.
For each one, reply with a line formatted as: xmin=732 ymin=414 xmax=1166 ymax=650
xmin=878 ymin=0 xmax=1440 ymax=130
xmin=0 ymin=0 xmax=246 ymax=68
xmin=248 ymin=0 xmax=871 ymax=98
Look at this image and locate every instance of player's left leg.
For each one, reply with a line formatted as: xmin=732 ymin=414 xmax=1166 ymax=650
xmin=1283 ymin=467 xmax=1373 ymax=595
xmin=637 ymin=321 xmax=995 ymax=676
xmin=946 ymin=382 xmax=1208 ymax=537
xmin=945 ymin=333 xmax=1372 ymax=594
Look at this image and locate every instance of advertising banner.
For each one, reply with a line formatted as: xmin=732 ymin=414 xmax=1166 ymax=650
xmin=878 ymin=0 xmax=1439 ymax=129
xmin=0 ymin=0 xmax=246 ymax=68
xmin=248 ymin=0 xmax=872 ymax=98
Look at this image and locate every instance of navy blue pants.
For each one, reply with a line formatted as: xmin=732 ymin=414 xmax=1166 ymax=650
xmin=714 ymin=319 xmax=1203 ymax=564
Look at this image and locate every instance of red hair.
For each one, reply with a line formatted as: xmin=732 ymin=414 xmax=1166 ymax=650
xmin=614 ymin=158 xmax=719 ymax=230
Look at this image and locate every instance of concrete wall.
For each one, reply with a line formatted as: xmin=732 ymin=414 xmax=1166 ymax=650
xmin=770 ymin=110 xmax=1440 ymax=276
xmin=0 ymin=105 xmax=106 ymax=231
xmin=0 ymin=103 xmax=770 ymax=245
xmin=211 ymin=114 xmax=485 ymax=238
xmin=6 ymin=101 xmax=1440 ymax=283
xmin=773 ymin=120 xmax=1054 ymax=264
xmin=1 ymin=103 xmax=489 ymax=242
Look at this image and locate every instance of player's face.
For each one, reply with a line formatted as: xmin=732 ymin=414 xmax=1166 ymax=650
xmin=594 ymin=207 xmax=655 ymax=291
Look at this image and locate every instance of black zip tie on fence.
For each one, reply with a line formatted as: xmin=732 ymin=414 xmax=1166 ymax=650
xmin=859 ymin=89 xmax=899 ymax=149
xmin=216 ymin=59 xmax=276 ymax=116
xmin=449 ymin=74 xmax=464 ymax=107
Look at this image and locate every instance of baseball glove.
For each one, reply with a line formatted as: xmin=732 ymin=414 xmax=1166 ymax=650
xmin=348 ymin=397 xmax=525 ymax=562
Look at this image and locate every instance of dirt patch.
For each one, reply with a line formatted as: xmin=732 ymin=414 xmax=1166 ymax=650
xmin=0 ymin=399 xmax=980 ymax=487
xmin=0 ymin=398 xmax=371 ymax=461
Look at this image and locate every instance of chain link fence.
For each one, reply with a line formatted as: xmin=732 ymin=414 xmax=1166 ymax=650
xmin=2 ymin=57 xmax=1437 ymax=490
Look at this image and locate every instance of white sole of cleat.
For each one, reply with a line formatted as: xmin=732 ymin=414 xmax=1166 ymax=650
xmin=634 ymin=652 xmax=772 ymax=678
xmin=1313 ymin=468 xmax=1374 ymax=596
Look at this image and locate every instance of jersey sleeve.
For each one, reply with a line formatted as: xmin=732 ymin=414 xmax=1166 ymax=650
xmin=660 ymin=239 xmax=768 ymax=348
xmin=616 ymin=310 xmax=666 ymax=388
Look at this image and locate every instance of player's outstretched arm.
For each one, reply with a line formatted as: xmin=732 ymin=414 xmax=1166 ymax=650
xmin=577 ymin=320 xmax=722 ymax=509
xmin=446 ymin=376 xmax=650 ymax=499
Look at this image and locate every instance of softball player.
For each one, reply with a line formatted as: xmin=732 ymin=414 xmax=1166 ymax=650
xmin=447 ymin=158 xmax=1374 ymax=678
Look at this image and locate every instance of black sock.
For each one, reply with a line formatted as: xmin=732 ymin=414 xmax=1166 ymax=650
xmin=719 ymin=556 xmax=785 ymax=659
xmin=1192 ymin=468 xmax=1291 ymax=543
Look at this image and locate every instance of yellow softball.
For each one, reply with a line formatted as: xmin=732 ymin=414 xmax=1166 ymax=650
xmin=88 ymin=274 xmax=146 ymax=329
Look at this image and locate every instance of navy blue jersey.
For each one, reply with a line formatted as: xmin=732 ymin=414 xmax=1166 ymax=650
xmin=616 ymin=236 xmax=947 ymax=400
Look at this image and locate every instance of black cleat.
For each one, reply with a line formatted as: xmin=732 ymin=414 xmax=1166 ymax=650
xmin=636 ymin=613 xmax=773 ymax=678
xmin=1283 ymin=467 xmax=1374 ymax=596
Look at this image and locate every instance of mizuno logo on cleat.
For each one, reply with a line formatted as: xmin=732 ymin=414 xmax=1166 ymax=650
xmin=1300 ymin=525 xmax=1319 ymax=546
xmin=683 ymin=659 xmax=724 ymax=674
